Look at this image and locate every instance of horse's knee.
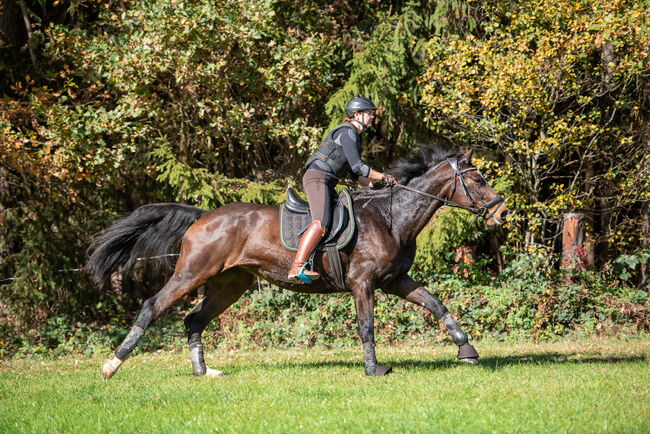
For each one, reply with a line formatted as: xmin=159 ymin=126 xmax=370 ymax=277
xmin=184 ymin=296 xmax=210 ymax=332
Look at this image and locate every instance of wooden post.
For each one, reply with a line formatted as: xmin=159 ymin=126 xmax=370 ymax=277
xmin=561 ymin=213 xmax=586 ymax=271
xmin=641 ymin=201 xmax=649 ymax=289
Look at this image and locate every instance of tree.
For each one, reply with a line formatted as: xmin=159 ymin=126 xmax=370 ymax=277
xmin=420 ymin=0 xmax=649 ymax=263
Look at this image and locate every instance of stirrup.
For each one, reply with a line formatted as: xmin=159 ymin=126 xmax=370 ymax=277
xmin=297 ymin=262 xmax=318 ymax=284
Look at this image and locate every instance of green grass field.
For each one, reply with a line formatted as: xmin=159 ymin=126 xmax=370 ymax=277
xmin=1 ymin=337 xmax=648 ymax=433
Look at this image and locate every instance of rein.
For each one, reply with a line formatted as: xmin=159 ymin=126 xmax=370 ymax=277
xmin=362 ymin=158 xmax=504 ymax=223
xmin=395 ymin=182 xmax=502 ymax=225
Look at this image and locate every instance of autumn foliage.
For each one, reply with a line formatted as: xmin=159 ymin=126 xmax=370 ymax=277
xmin=0 ymin=0 xmax=647 ymax=340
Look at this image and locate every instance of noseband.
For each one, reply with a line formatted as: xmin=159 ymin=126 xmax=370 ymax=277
xmin=392 ymin=158 xmax=504 ymax=222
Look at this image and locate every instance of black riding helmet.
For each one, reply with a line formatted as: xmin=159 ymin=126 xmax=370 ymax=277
xmin=345 ymin=95 xmax=378 ymax=118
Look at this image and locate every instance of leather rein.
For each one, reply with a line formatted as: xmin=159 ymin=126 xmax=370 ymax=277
xmin=387 ymin=158 xmax=504 ymax=223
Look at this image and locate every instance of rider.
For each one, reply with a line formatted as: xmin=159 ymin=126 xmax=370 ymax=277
xmin=287 ymin=95 xmax=398 ymax=283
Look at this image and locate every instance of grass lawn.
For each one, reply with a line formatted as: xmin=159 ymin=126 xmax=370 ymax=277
xmin=1 ymin=337 xmax=648 ymax=433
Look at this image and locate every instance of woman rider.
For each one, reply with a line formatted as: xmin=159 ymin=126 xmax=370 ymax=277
xmin=287 ymin=95 xmax=398 ymax=283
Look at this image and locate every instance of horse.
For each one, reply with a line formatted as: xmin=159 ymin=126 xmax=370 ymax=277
xmin=86 ymin=147 xmax=509 ymax=378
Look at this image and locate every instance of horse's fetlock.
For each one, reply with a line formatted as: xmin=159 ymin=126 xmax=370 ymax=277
xmin=189 ymin=340 xmax=207 ymax=376
xmin=364 ymin=364 xmax=377 ymax=376
xmin=442 ymin=313 xmax=468 ymax=346
xmin=451 ymin=330 xmax=468 ymax=347
xmin=187 ymin=331 xmax=201 ymax=345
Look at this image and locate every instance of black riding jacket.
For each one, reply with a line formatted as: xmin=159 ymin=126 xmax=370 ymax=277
xmin=305 ymin=122 xmax=370 ymax=179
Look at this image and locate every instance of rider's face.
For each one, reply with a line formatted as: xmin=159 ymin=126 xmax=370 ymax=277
xmin=356 ymin=110 xmax=375 ymax=128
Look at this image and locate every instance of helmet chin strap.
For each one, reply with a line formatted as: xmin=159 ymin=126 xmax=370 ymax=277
xmin=352 ymin=112 xmax=369 ymax=131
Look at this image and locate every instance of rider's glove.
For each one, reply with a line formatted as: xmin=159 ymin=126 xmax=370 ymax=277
xmin=382 ymin=174 xmax=398 ymax=186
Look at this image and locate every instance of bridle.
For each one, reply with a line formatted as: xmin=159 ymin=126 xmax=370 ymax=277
xmin=390 ymin=158 xmax=504 ymax=223
xmin=447 ymin=158 xmax=504 ymax=219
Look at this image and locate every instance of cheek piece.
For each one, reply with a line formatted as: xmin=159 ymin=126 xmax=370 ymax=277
xmin=447 ymin=159 xmax=503 ymax=226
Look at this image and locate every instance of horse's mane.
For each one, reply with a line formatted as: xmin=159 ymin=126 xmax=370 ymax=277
xmin=352 ymin=145 xmax=462 ymax=200
xmin=388 ymin=145 xmax=462 ymax=184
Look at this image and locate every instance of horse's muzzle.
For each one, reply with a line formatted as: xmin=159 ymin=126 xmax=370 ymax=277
xmin=486 ymin=203 xmax=509 ymax=226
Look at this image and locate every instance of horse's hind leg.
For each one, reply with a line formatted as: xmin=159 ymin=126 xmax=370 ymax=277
xmin=384 ymin=275 xmax=479 ymax=364
xmin=102 ymin=267 xmax=210 ymax=379
xmin=183 ymin=269 xmax=253 ymax=377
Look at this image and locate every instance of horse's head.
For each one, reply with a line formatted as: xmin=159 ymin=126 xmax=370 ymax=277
xmin=439 ymin=149 xmax=509 ymax=226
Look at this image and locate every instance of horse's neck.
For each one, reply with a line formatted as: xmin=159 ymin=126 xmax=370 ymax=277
xmin=390 ymin=176 xmax=446 ymax=243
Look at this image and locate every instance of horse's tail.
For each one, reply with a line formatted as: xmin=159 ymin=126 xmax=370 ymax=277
xmin=85 ymin=203 xmax=207 ymax=287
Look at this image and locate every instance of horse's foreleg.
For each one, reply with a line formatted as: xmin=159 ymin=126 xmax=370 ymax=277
xmin=384 ymin=276 xmax=479 ymax=364
xmin=352 ymin=283 xmax=392 ymax=376
xmin=102 ymin=271 xmax=207 ymax=379
xmin=184 ymin=270 xmax=252 ymax=377
xmin=354 ymin=287 xmax=376 ymax=375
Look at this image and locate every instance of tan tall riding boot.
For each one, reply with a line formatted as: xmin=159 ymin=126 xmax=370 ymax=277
xmin=288 ymin=220 xmax=326 ymax=283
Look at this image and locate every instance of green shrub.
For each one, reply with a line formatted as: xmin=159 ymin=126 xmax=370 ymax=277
xmin=2 ymin=253 xmax=646 ymax=359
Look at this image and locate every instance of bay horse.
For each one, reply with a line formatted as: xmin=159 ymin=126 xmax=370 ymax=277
xmin=86 ymin=147 xmax=508 ymax=378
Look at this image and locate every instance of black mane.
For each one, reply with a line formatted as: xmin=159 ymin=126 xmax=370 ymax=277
xmin=352 ymin=145 xmax=463 ymax=200
xmin=387 ymin=145 xmax=463 ymax=184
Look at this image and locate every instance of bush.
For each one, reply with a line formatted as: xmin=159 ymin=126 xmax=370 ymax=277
xmin=2 ymin=251 xmax=647 ymax=359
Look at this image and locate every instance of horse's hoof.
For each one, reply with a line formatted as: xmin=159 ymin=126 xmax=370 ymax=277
xmin=102 ymin=361 xmax=116 ymax=379
xmin=457 ymin=343 xmax=479 ymax=362
xmin=205 ymin=367 xmax=225 ymax=377
xmin=374 ymin=365 xmax=393 ymax=376
xmin=101 ymin=357 xmax=123 ymax=379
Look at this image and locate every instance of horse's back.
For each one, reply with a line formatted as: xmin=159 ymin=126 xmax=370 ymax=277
xmin=178 ymin=202 xmax=284 ymax=270
xmin=187 ymin=202 xmax=277 ymax=237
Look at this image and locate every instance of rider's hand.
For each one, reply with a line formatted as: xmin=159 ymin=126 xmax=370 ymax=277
xmin=382 ymin=173 xmax=398 ymax=186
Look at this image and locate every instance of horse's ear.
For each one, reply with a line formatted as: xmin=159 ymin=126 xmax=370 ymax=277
xmin=460 ymin=149 xmax=474 ymax=165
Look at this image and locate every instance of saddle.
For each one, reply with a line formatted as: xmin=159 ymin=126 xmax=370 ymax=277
xmin=280 ymin=188 xmax=356 ymax=288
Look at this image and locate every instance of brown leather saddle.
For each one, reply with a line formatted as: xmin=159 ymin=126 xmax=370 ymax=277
xmin=280 ymin=188 xmax=356 ymax=288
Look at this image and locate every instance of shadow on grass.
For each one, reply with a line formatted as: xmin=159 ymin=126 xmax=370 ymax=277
xmin=229 ymin=351 xmax=648 ymax=374
xmin=469 ymin=352 xmax=648 ymax=371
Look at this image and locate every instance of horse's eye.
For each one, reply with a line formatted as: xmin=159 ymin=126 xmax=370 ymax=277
xmin=472 ymin=176 xmax=484 ymax=184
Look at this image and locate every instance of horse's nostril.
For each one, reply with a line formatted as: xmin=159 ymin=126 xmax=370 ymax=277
xmin=500 ymin=210 xmax=509 ymax=221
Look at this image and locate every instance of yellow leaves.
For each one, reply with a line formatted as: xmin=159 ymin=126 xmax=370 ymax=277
xmin=422 ymin=0 xmax=646 ymax=147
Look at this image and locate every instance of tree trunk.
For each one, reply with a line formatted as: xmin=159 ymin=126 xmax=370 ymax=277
xmin=489 ymin=232 xmax=504 ymax=272
xmin=0 ymin=166 xmax=9 ymax=267
xmin=561 ymin=213 xmax=586 ymax=277
xmin=601 ymin=39 xmax=615 ymax=90
xmin=0 ymin=0 xmax=27 ymax=48
xmin=583 ymin=163 xmax=595 ymax=267
xmin=16 ymin=0 xmax=36 ymax=64
xmin=641 ymin=201 xmax=648 ymax=289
